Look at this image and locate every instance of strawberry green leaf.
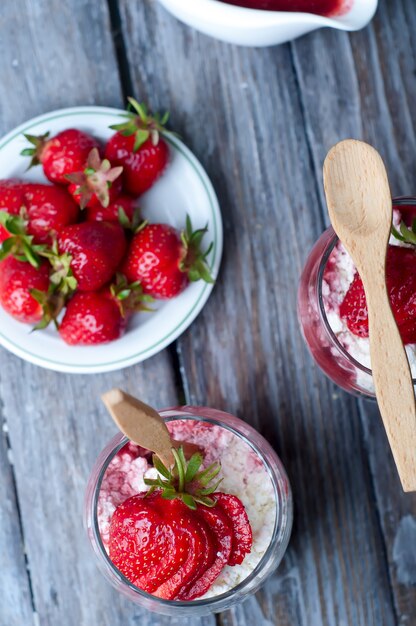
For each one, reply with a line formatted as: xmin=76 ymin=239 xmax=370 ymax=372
xmin=181 ymin=493 xmax=197 ymax=510
xmin=184 ymin=452 xmax=203 ymax=483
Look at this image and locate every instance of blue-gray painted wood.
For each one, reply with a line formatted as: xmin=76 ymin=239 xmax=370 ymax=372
xmin=0 ymin=0 xmax=415 ymax=624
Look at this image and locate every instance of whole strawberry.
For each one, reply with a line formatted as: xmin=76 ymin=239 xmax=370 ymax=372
xmin=58 ymin=221 xmax=126 ymax=291
xmin=23 ymin=184 xmax=79 ymax=244
xmin=21 ymin=129 xmax=100 ymax=185
xmin=59 ymin=276 xmax=152 ymax=345
xmin=86 ymin=194 xmax=140 ymax=226
xmin=0 ymin=179 xmax=27 ymax=242
xmin=122 ymin=216 xmax=214 ymax=299
xmin=340 ymin=244 xmax=416 ymax=344
xmin=59 ymin=291 xmax=126 ymax=345
xmin=0 ymin=256 xmax=50 ymax=323
xmin=105 ymin=99 xmax=169 ymax=196
xmin=0 ymin=181 xmax=79 ymax=245
xmin=67 ymin=148 xmax=123 ymax=209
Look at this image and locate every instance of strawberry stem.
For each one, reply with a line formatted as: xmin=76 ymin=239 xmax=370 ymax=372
xmin=144 ymin=446 xmax=222 ymax=510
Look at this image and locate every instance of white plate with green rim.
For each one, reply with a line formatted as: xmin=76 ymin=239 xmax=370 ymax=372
xmin=0 ymin=106 xmax=222 ymax=373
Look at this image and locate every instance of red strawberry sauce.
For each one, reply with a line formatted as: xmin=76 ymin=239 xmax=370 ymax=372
xmin=219 ymin=0 xmax=349 ymax=17
xmin=97 ymin=419 xmax=276 ymax=600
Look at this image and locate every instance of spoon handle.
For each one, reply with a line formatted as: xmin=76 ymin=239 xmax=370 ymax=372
xmin=365 ymin=279 xmax=416 ymax=492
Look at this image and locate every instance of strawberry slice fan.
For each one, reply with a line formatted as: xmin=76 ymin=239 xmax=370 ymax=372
xmin=108 ymin=447 xmax=253 ymax=601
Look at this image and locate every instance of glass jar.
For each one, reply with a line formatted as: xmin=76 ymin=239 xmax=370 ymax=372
xmin=84 ymin=406 xmax=293 ymax=617
xmin=298 ymin=197 xmax=416 ymax=398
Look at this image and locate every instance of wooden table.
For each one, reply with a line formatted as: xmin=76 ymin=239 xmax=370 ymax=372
xmin=1 ymin=1 xmax=416 ymax=624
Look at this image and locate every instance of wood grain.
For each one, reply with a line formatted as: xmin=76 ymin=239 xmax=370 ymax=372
xmin=118 ymin=1 xmax=407 ymax=624
xmin=0 ymin=418 xmax=34 ymax=626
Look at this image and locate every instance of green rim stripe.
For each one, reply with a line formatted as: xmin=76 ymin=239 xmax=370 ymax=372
xmin=0 ymin=108 xmax=222 ymax=369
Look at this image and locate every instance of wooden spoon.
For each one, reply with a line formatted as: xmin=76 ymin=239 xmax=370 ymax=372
xmin=101 ymin=388 xmax=199 ymax=467
xmin=323 ymin=139 xmax=416 ymax=492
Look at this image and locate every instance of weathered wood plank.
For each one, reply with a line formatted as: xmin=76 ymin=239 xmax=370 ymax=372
xmin=0 ymin=1 xmax=213 ymax=625
xmin=0 ymin=417 xmax=34 ymax=626
xmin=291 ymin=0 xmax=416 ymax=621
xmin=118 ymin=1 xmax=401 ymax=624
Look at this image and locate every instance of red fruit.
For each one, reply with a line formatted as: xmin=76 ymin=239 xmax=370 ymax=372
xmin=58 ymin=221 xmax=126 ymax=291
xmin=0 ymin=179 xmax=27 ymax=242
xmin=214 ymin=493 xmax=253 ymax=566
xmin=0 ymin=257 xmax=49 ymax=323
xmin=59 ymin=290 xmax=126 ymax=345
xmin=86 ymin=194 xmax=138 ymax=224
xmin=67 ymin=148 xmax=123 ymax=209
xmin=179 ymin=504 xmax=233 ymax=600
xmin=151 ymin=498 xmax=213 ymax=600
xmin=340 ymin=245 xmax=416 ymax=344
xmin=0 ymin=181 xmax=79 ymax=245
xmin=110 ymin=494 xmax=188 ymax=593
xmin=105 ymin=98 xmax=169 ymax=196
xmin=122 ymin=218 xmax=213 ymax=299
xmin=22 ymin=129 xmax=100 ymax=185
xmin=23 ymin=184 xmax=79 ymax=244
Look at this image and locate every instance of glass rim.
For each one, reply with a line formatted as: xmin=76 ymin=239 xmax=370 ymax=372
xmin=90 ymin=408 xmax=292 ymax=610
xmin=317 ymin=195 xmax=416 ymax=383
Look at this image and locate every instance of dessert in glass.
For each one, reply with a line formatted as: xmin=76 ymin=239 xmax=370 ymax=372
xmin=298 ymin=197 xmax=416 ymax=398
xmin=84 ymin=406 xmax=292 ymax=616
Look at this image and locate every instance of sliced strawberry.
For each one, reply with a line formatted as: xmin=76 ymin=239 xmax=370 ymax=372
xmin=179 ymin=504 xmax=233 ymax=600
xmin=109 ymin=494 xmax=184 ymax=592
xmin=151 ymin=499 xmax=209 ymax=600
xmin=0 ymin=179 xmax=27 ymax=242
xmin=214 ymin=493 xmax=253 ymax=566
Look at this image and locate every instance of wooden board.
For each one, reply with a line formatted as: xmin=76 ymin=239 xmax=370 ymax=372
xmin=0 ymin=0 xmax=414 ymax=624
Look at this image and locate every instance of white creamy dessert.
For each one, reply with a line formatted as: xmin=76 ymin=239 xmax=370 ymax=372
xmin=97 ymin=419 xmax=276 ymax=600
xmin=322 ymin=209 xmax=416 ymax=388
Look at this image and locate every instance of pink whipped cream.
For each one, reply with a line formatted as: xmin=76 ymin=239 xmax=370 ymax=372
xmin=97 ymin=419 xmax=276 ymax=599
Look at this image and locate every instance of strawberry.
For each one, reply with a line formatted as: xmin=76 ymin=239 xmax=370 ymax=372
xmin=122 ymin=216 xmax=214 ymax=299
xmin=105 ymin=99 xmax=169 ymax=196
xmin=86 ymin=194 xmax=139 ymax=226
xmin=151 ymin=499 xmax=213 ymax=600
xmin=0 ymin=182 xmax=79 ymax=245
xmin=0 ymin=179 xmax=28 ymax=242
xmin=179 ymin=503 xmax=233 ymax=600
xmin=109 ymin=494 xmax=188 ymax=592
xmin=340 ymin=245 xmax=416 ymax=345
xmin=59 ymin=291 xmax=126 ymax=345
xmin=57 ymin=221 xmax=126 ymax=291
xmin=214 ymin=493 xmax=253 ymax=566
xmin=21 ymin=129 xmax=100 ymax=185
xmin=110 ymin=447 xmax=251 ymax=600
xmin=58 ymin=275 xmax=152 ymax=345
xmin=22 ymin=184 xmax=79 ymax=244
xmin=0 ymin=256 xmax=50 ymax=323
xmin=66 ymin=148 xmax=123 ymax=209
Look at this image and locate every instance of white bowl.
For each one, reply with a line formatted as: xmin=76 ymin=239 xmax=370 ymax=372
xmin=157 ymin=0 xmax=378 ymax=46
xmin=0 ymin=106 xmax=223 ymax=374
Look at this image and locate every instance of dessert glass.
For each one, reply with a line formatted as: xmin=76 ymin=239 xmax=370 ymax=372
xmin=84 ymin=406 xmax=293 ymax=617
xmin=298 ymin=197 xmax=416 ymax=398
